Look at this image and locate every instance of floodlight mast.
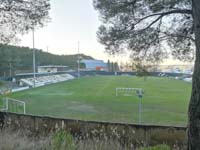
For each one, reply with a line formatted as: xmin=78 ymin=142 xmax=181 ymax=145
xmin=139 ymin=95 xmax=142 ymax=124
xmin=137 ymin=89 xmax=143 ymax=124
xmin=115 ymin=87 xmax=143 ymax=124
xmin=77 ymin=41 xmax=80 ymax=78
xmin=32 ymin=27 xmax=36 ymax=88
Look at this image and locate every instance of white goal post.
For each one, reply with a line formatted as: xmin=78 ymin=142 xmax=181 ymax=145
xmin=0 ymin=97 xmax=26 ymax=114
xmin=115 ymin=88 xmax=144 ymax=97
xmin=115 ymin=87 xmax=144 ymax=124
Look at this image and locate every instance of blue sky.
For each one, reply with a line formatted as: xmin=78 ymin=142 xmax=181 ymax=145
xmin=20 ymin=0 xmax=118 ymax=61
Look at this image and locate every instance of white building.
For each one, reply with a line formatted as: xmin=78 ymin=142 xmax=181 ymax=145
xmin=38 ymin=65 xmax=68 ymax=73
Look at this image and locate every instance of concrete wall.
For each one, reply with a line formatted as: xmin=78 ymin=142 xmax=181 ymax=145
xmin=0 ymin=112 xmax=187 ymax=149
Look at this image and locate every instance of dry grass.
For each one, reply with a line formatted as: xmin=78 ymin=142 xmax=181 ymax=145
xmin=76 ymin=139 xmax=124 ymax=150
xmin=0 ymin=129 xmax=51 ymax=150
xmin=0 ymin=129 xmax=176 ymax=150
xmin=0 ymin=129 xmax=129 ymax=150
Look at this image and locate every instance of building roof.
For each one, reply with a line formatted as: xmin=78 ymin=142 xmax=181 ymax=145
xmin=80 ymin=59 xmax=107 ymax=69
xmin=38 ymin=65 xmax=68 ymax=68
xmin=80 ymin=59 xmax=104 ymax=64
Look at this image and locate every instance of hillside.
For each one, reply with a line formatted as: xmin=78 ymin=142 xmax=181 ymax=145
xmin=0 ymin=44 xmax=93 ymax=76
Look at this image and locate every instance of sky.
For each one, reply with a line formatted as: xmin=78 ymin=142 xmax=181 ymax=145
xmin=19 ymin=0 xmax=192 ymax=65
xmin=19 ymin=0 xmax=121 ymax=62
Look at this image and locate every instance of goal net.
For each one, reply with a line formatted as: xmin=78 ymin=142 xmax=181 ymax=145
xmin=115 ymin=88 xmax=144 ymax=97
xmin=0 ymin=97 xmax=26 ymax=114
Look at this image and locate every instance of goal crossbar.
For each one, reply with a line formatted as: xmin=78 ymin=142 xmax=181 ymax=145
xmin=1 ymin=97 xmax=26 ymax=114
xmin=115 ymin=88 xmax=143 ymax=97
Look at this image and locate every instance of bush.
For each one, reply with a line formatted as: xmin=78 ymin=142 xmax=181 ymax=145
xmin=52 ymin=130 xmax=76 ymax=150
xmin=137 ymin=144 xmax=171 ymax=150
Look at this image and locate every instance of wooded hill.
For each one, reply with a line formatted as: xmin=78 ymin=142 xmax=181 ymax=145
xmin=0 ymin=44 xmax=93 ymax=77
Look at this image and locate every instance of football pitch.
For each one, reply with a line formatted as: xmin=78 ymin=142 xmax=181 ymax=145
xmin=1 ymin=76 xmax=191 ymax=126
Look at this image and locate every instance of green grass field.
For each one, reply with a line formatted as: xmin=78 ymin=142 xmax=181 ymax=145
xmin=1 ymin=76 xmax=192 ymax=126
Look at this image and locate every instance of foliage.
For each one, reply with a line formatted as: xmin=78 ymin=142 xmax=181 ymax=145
xmin=0 ymin=0 xmax=50 ymax=44
xmin=93 ymin=0 xmax=193 ymax=63
xmin=135 ymin=63 xmax=150 ymax=79
xmin=107 ymin=60 xmax=119 ymax=72
xmin=107 ymin=60 xmax=111 ymax=71
xmin=0 ymin=130 xmax=52 ymax=150
xmin=94 ymin=1 xmax=200 ymax=148
xmin=137 ymin=144 xmax=171 ymax=150
xmin=52 ymin=130 xmax=76 ymax=150
xmin=0 ymin=129 xmax=174 ymax=150
xmin=0 ymin=44 xmax=93 ymax=76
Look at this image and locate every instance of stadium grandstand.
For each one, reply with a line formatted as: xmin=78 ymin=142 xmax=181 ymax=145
xmin=3 ymin=65 xmax=76 ymax=92
xmin=19 ymin=73 xmax=74 ymax=87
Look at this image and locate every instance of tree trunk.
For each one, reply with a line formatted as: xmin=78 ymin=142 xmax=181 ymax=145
xmin=188 ymin=0 xmax=200 ymax=149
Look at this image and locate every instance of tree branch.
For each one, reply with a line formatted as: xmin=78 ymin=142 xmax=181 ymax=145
xmin=133 ymin=9 xmax=192 ymax=28
xmin=163 ymin=32 xmax=195 ymax=42
xmin=119 ymin=0 xmax=137 ymax=6
xmin=142 ymin=15 xmax=164 ymax=31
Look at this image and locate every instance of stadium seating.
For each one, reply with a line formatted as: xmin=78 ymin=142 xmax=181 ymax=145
xmin=183 ymin=77 xmax=192 ymax=83
xmin=19 ymin=74 xmax=75 ymax=87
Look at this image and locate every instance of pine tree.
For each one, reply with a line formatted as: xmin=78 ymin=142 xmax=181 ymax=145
xmin=0 ymin=0 xmax=50 ymax=44
xmin=94 ymin=0 xmax=200 ymax=149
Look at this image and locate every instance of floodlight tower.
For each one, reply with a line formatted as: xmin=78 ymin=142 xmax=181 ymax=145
xmin=138 ymin=94 xmax=142 ymax=124
xmin=137 ymin=89 xmax=143 ymax=124
xmin=32 ymin=27 xmax=36 ymax=88
xmin=77 ymin=41 xmax=80 ymax=78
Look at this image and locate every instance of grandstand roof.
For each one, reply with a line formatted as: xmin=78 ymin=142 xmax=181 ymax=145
xmin=38 ymin=65 xmax=68 ymax=68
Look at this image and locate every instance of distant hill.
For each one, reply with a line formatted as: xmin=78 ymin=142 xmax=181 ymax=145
xmin=0 ymin=44 xmax=93 ymax=77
